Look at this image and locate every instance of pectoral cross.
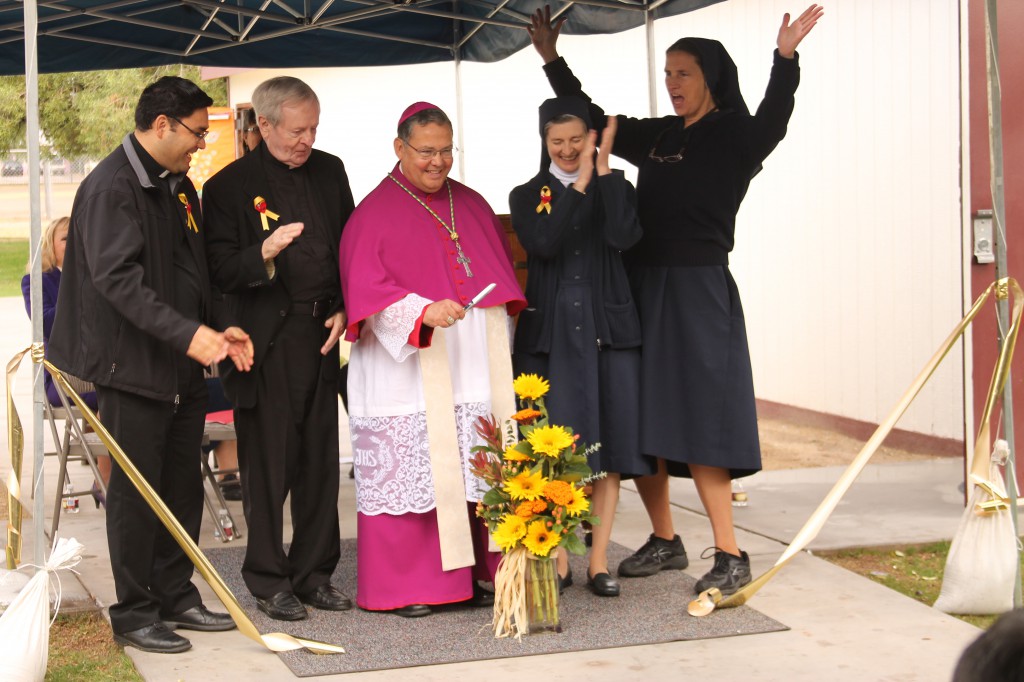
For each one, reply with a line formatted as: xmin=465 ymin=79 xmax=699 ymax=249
xmin=456 ymin=248 xmax=474 ymax=278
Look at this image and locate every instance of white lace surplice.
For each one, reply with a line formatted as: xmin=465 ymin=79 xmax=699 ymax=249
xmin=348 ymin=294 xmax=499 ymax=516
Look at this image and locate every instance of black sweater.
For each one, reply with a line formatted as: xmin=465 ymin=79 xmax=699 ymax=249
xmin=543 ymin=51 xmax=800 ymax=266
xmin=510 ymin=169 xmax=642 ymax=353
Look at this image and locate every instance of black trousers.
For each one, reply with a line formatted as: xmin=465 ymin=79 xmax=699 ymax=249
xmin=97 ymin=365 xmax=207 ymax=634
xmin=235 ymin=314 xmax=341 ymax=598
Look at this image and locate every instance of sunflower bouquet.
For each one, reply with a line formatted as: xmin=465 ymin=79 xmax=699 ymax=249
xmin=471 ymin=373 xmax=599 ymax=638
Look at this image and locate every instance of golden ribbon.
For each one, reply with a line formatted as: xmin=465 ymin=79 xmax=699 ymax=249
xmin=536 ymin=186 xmax=552 ymax=214
xmin=253 ymin=196 xmax=279 ymax=232
xmin=4 ymin=350 xmax=344 ymax=654
xmin=688 ymin=277 xmax=1024 ymax=617
xmin=178 ymin=194 xmax=198 ymax=233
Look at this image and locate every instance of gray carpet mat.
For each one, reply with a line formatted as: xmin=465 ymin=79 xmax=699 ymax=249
xmin=205 ymin=540 xmax=787 ymax=677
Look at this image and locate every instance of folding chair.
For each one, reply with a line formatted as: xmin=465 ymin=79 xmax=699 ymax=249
xmin=44 ymin=372 xmax=105 ymax=541
xmin=201 ymin=417 xmax=243 ymax=542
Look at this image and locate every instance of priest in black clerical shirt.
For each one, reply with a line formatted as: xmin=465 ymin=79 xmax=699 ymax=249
xmin=202 ymin=76 xmax=356 ymax=622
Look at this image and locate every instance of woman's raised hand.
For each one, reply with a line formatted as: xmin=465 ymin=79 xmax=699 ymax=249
xmin=528 ymin=5 xmax=564 ymax=64
xmin=777 ymin=4 xmax=824 ymax=58
xmin=573 ymin=129 xmax=597 ymax=194
xmin=596 ymin=116 xmax=617 ymax=176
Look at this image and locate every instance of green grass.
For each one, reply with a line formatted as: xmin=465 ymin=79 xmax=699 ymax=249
xmin=820 ymin=540 xmax=1024 ymax=629
xmin=0 ymin=239 xmax=29 ymax=298
xmin=45 ymin=613 xmax=142 ymax=681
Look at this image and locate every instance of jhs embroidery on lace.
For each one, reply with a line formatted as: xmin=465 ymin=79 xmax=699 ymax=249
xmin=371 ymin=293 xmax=433 ymax=362
xmin=351 ymin=401 xmax=492 ymax=515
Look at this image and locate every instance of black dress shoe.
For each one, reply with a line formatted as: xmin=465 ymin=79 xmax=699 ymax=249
xmin=113 ymin=622 xmax=191 ymax=654
xmin=255 ymin=591 xmax=308 ymax=621
xmin=557 ymin=567 xmax=573 ymax=595
xmin=298 ymin=584 xmax=353 ymax=611
xmin=470 ymin=583 xmax=494 ymax=607
xmin=163 ymin=604 xmax=237 ymax=632
xmin=586 ymin=571 xmax=621 ymax=597
xmin=391 ymin=604 xmax=431 ymax=618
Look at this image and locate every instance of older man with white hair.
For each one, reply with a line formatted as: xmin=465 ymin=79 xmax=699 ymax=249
xmin=203 ymin=76 xmax=355 ymax=621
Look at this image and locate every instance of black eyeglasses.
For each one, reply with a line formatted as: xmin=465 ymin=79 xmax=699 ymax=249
xmin=168 ymin=116 xmax=209 ymax=141
xmin=647 ymin=127 xmax=687 ymax=163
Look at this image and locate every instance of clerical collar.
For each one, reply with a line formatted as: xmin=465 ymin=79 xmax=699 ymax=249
xmin=129 ymin=133 xmax=185 ymax=191
xmin=548 ymin=161 xmax=579 ymax=188
xmin=261 ymin=144 xmax=302 ymax=172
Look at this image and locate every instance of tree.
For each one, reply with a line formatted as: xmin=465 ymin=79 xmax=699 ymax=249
xmin=0 ymin=65 xmax=227 ymax=158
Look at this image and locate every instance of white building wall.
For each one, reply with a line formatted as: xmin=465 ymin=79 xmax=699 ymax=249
xmin=225 ymin=0 xmax=965 ymax=441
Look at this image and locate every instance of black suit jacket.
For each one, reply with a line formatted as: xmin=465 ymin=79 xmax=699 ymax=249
xmin=202 ymin=143 xmax=355 ymax=408
xmin=50 ymin=135 xmax=211 ymax=402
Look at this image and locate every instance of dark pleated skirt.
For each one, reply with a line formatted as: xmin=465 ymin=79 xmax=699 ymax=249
xmin=630 ymin=265 xmax=761 ymax=479
xmin=514 ymin=282 xmax=655 ymax=478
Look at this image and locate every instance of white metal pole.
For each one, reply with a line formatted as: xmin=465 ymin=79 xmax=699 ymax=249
xmin=24 ymin=0 xmax=46 ymax=566
xmin=983 ymin=0 xmax=1020 ymax=608
xmin=645 ymin=7 xmax=657 ymax=117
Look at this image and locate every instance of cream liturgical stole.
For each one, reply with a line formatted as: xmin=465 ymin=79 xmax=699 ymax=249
xmin=419 ymin=306 xmax=515 ymax=571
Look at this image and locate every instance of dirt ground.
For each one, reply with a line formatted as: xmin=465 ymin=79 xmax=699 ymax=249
xmin=759 ymin=416 xmax=948 ymax=470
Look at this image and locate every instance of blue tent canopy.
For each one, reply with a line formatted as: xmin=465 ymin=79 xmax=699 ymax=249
xmin=0 ymin=0 xmax=720 ymax=75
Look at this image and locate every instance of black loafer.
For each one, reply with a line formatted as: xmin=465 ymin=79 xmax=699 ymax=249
xmin=392 ymin=604 xmax=431 ymax=618
xmin=113 ymin=622 xmax=191 ymax=654
xmin=586 ymin=571 xmax=621 ymax=597
xmin=163 ymin=604 xmax=236 ymax=631
xmin=558 ymin=567 xmax=573 ymax=595
xmin=470 ymin=583 xmax=495 ymax=607
xmin=298 ymin=583 xmax=353 ymax=611
xmin=256 ymin=591 xmax=308 ymax=621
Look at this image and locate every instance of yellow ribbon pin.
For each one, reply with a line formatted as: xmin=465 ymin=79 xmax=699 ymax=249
xmin=253 ymin=196 xmax=280 ymax=231
xmin=536 ymin=186 xmax=552 ymax=214
xmin=178 ymin=194 xmax=198 ymax=233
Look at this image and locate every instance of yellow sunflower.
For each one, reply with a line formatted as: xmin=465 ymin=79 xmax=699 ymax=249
xmin=522 ymin=520 xmax=562 ymax=557
xmin=564 ymin=485 xmax=590 ymax=517
xmin=542 ymin=480 xmax=574 ymax=506
xmin=502 ymin=443 xmax=533 ymax=462
xmin=492 ymin=514 xmax=528 ymax=552
xmin=526 ymin=425 xmax=574 ymax=458
xmin=504 ymin=470 xmax=547 ymax=501
xmin=513 ymin=373 xmax=550 ymax=401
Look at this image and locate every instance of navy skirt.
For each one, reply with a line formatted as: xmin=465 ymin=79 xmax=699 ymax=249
xmin=630 ymin=265 xmax=761 ymax=479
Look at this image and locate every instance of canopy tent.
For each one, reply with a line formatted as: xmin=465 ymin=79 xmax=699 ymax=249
xmin=0 ymin=0 xmax=720 ymax=74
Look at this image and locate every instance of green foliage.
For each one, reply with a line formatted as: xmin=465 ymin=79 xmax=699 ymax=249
xmin=0 ymin=66 xmax=228 ymax=159
xmin=0 ymin=239 xmax=29 ymax=298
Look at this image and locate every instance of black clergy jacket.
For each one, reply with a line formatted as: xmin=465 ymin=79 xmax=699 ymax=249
xmin=202 ymin=142 xmax=355 ymax=408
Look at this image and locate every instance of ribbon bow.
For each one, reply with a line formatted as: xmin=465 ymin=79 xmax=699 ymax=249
xmin=536 ymin=186 xmax=552 ymax=214
xmin=253 ymin=196 xmax=280 ymax=231
xmin=178 ymin=194 xmax=198 ymax=233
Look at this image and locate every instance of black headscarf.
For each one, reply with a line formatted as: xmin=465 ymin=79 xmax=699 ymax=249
xmin=537 ymin=96 xmax=592 ymax=172
xmin=669 ymin=37 xmax=749 ymax=116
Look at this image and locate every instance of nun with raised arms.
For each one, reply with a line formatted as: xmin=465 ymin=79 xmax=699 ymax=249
xmin=528 ymin=4 xmax=824 ymax=596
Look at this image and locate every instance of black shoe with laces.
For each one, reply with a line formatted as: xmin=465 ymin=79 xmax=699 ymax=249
xmin=616 ymin=533 xmax=689 ymax=577
xmin=693 ymin=548 xmax=752 ymax=595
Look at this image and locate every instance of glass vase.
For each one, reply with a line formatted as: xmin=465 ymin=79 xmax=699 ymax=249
xmin=524 ymin=554 xmax=561 ymax=634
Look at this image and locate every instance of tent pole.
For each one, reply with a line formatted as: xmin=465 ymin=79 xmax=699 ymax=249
xmin=452 ymin=14 xmax=466 ymax=183
xmin=983 ymin=0 xmax=1020 ymax=608
xmin=24 ymin=0 xmax=46 ymax=566
xmin=644 ymin=6 xmax=657 ymax=117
